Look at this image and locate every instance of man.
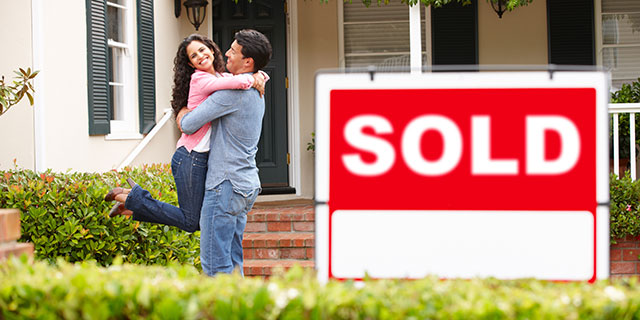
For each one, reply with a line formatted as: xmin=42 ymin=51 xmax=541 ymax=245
xmin=178 ymin=29 xmax=272 ymax=276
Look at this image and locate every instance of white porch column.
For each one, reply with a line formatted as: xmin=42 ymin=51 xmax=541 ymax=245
xmin=32 ymin=0 xmax=46 ymax=172
xmin=409 ymin=3 xmax=422 ymax=74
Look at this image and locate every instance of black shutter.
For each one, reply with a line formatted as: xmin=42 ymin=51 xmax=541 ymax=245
xmin=137 ymin=0 xmax=156 ymax=134
xmin=431 ymin=1 xmax=478 ymax=66
xmin=86 ymin=0 xmax=110 ymax=135
xmin=547 ymin=0 xmax=595 ymax=65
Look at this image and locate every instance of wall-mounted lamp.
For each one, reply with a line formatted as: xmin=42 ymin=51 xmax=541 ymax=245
xmin=175 ymin=0 xmax=209 ymax=31
xmin=491 ymin=0 xmax=508 ymax=18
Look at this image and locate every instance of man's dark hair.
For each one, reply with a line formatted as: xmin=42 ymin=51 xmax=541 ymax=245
xmin=234 ymin=29 xmax=272 ymax=72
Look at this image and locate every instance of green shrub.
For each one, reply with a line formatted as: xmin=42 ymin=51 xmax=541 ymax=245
xmin=0 ymin=164 xmax=200 ymax=268
xmin=2 ymin=256 xmax=640 ymax=319
xmin=610 ymin=172 xmax=640 ymax=241
xmin=610 ymin=78 xmax=640 ymax=160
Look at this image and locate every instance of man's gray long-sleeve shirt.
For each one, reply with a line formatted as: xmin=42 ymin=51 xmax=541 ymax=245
xmin=180 ymin=87 xmax=265 ymax=191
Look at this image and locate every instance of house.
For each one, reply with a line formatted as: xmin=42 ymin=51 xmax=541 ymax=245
xmin=0 ymin=0 xmax=638 ymax=200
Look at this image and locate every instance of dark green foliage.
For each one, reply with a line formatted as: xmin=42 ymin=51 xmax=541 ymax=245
xmin=611 ymin=78 xmax=640 ymax=104
xmin=2 ymin=257 xmax=640 ymax=319
xmin=610 ymin=172 xmax=640 ymax=241
xmin=610 ymin=78 xmax=640 ymax=160
xmin=0 ymin=164 xmax=200 ymax=268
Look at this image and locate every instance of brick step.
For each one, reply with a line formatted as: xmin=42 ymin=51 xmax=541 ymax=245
xmin=0 ymin=209 xmax=22 ymax=242
xmin=244 ymin=259 xmax=315 ymax=277
xmin=246 ymin=205 xmax=315 ymax=233
xmin=0 ymin=242 xmax=34 ymax=260
xmin=243 ymin=232 xmax=314 ymax=260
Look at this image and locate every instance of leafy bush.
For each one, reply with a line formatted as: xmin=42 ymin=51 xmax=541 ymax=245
xmin=0 ymin=164 xmax=200 ymax=268
xmin=2 ymin=256 xmax=640 ymax=319
xmin=610 ymin=78 xmax=640 ymax=160
xmin=610 ymin=172 xmax=640 ymax=241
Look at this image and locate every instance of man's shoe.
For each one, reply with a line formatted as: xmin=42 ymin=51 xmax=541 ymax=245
xmin=108 ymin=203 xmax=126 ymax=218
xmin=104 ymin=187 xmax=125 ymax=202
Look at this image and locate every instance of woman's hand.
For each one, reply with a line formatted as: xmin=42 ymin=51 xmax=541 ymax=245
xmin=176 ymin=107 xmax=190 ymax=133
xmin=252 ymin=72 xmax=266 ymax=97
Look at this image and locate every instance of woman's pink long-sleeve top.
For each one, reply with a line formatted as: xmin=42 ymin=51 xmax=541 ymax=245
xmin=176 ymin=70 xmax=255 ymax=152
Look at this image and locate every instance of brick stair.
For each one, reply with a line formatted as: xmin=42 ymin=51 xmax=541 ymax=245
xmin=243 ymin=201 xmax=315 ymax=277
xmin=0 ymin=209 xmax=34 ymax=261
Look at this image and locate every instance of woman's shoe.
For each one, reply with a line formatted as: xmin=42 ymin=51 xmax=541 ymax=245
xmin=104 ymin=187 xmax=125 ymax=202
xmin=108 ymin=203 xmax=126 ymax=217
xmin=127 ymin=178 xmax=137 ymax=188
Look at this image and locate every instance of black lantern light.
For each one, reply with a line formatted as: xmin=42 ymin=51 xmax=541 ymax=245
xmin=491 ymin=0 xmax=508 ymax=18
xmin=182 ymin=0 xmax=209 ymax=31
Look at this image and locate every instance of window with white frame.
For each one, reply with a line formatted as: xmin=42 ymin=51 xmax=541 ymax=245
xmin=340 ymin=1 xmax=428 ymax=69
xmin=601 ymin=0 xmax=640 ymax=90
xmin=106 ymin=0 xmax=137 ymax=136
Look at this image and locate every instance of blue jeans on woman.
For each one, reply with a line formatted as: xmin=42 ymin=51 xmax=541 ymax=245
xmin=200 ymin=180 xmax=259 ymax=276
xmin=125 ymin=146 xmax=207 ymax=233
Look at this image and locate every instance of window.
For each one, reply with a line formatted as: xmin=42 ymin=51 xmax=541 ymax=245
xmin=339 ymin=1 xmax=478 ymax=69
xmin=339 ymin=1 xmax=429 ymax=69
xmin=107 ymin=0 xmax=135 ymax=136
xmin=86 ymin=0 xmax=156 ymax=137
xmin=600 ymin=0 xmax=640 ymax=89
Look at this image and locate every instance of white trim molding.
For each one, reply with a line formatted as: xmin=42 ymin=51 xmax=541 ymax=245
xmin=287 ymin=0 xmax=301 ymax=195
xmin=32 ymin=0 xmax=46 ymax=172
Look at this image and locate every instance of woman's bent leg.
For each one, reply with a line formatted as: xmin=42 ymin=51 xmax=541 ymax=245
xmin=123 ymin=147 xmax=207 ymax=233
xmin=173 ymin=147 xmax=208 ymax=232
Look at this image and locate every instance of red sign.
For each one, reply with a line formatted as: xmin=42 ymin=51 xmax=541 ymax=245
xmin=315 ymin=72 xmax=608 ymax=282
xmin=330 ymin=88 xmax=596 ymax=212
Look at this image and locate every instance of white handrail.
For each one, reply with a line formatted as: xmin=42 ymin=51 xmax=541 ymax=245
xmin=609 ymin=103 xmax=640 ymax=180
xmin=117 ymin=108 xmax=173 ymax=170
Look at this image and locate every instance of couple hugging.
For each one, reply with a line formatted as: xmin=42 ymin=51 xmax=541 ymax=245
xmin=104 ymin=29 xmax=272 ymax=277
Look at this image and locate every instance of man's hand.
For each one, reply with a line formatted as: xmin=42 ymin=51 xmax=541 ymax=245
xmin=252 ymin=72 xmax=266 ymax=97
xmin=176 ymin=107 xmax=190 ymax=133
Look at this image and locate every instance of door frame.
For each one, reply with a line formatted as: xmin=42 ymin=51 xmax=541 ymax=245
xmin=207 ymin=0 xmax=301 ymax=195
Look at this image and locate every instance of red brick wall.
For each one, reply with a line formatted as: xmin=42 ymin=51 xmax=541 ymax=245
xmin=610 ymin=236 xmax=640 ymax=278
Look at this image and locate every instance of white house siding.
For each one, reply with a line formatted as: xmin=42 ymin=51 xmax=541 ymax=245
xmin=478 ymin=0 xmax=548 ymax=65
xmin=0 ymin=0 xmax=35 ymax=170
xmin=295 ymin=0 xmax=340 ymax=198
xmin=0 ymin=0 xmax=194 ymax=173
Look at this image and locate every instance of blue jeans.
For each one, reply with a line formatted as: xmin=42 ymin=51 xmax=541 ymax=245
xmin=125 ymin=147 xmax=208 ymax=233
xmin=200 ymin=180 xmax=259 ymax=276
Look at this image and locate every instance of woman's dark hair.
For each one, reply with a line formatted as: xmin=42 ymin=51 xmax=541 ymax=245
xmin=171 ymin=34 xmax=225 ymax=118
xmin=234 ymin=29 xmax=272 ymax=72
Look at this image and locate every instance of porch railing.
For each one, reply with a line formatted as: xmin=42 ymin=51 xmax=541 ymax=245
xmin=609 ymin=103 xmax=640 ymax=180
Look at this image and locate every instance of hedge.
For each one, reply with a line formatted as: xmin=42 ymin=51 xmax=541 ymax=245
xmin=3 ymin=163 xmax=640 ymax=267
xmin=1 ymin=256 xmax=640 ymax=319
xmin=0 ymin=164 xmax=200 ymax=268
xmin=610 ymin=172 xmax=640 ymax=241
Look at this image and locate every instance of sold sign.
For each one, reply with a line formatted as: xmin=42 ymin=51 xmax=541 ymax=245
xmin=315 ymin=71 xmax=610 ymax=282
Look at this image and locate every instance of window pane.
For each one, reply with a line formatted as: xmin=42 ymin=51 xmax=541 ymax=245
xmin=344 ymin=1 xmax=409 ymax=22
xmin=603 ymin=13 xmax=640 ymax=45
xmin=345 ymin=22 xmax=411 ymax=54
xmin=107 ymin=5 xmax=124 ymax=42
xmin=346 ymin=53 xmax=428 ymax=70
xmin=110 ymin=85 xmax=123 ymax=120
xmin=108 ymin=47 xmax=123 ymax=83
xmin=343 ymin=1 xmax=428 ymax=68
xmin=108 ymin=47 xmax=124 ymax=121
xmin=603 ymin=46 xmax=640 ymax=85
xmin=602 ymin=0 xmax=640 ymax=13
